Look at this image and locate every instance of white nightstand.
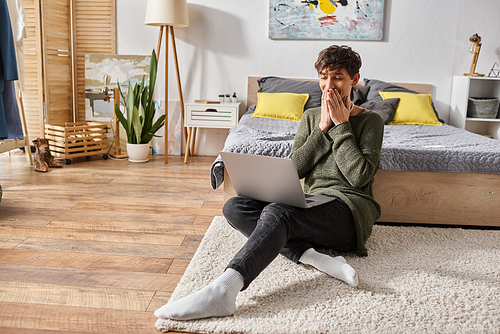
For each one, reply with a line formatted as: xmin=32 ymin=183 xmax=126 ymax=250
xmin=184 ymin=102 xmax=241 ymax=162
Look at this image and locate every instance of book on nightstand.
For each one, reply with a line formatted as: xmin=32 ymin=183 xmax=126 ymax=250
xmin=194 ymin=100 xmax=220 ymax=104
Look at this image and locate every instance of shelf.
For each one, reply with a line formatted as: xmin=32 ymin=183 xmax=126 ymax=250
xmin=450 ymin=76 xmax=500 ymax=139
xmin=467 ymin=76 xmax=500 ymax=81
xmin=466 ymin=117 xmax=500 ymax=122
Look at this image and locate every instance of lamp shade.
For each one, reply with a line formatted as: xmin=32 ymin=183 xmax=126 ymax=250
xmin=145 ymin=0 xmax=189 ymax=27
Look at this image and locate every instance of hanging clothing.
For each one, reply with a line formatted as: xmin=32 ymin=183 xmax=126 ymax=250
xmin=7 ymin=0 xmax=27 ymax=92
xmin=3 ymin=80 xmax=23 ymax=139
xmin=0 ymin=0 xmax=20 ymax=139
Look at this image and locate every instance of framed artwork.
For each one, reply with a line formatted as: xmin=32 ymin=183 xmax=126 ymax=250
xmin=269 ymin=0 xmax=384 ymax=40
xmin=85 ymin=54 xmax=181 ymax=155
xmin=85 ymin=54 xmax=151 ymax=122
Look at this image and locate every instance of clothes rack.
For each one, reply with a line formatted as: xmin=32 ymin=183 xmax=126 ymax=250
xmin=0 ymin=0 xmax=32 ymax=164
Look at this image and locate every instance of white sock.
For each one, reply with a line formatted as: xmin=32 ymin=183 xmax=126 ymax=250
xmin=154 ymin=268 xmax=244 ymax=320
xmin=299 ymin=248 xmax=358 ymax=287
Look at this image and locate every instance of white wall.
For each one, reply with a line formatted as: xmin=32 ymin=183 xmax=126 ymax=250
xmin=117 ymin=0 xmax=500 ymax=156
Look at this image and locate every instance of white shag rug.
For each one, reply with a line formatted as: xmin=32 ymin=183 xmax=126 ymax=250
xmin=156 ymin=216 xmax=500 ymax=334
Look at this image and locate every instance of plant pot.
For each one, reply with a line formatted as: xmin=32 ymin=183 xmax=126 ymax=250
xmin=126 ymin=143 xmax=150 ymax=163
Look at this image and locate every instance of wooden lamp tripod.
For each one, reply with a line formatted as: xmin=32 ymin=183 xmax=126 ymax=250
xmin=464 ymin=33 xmax=485 ymax=77
xmin=145 ymin=0 xmax=189 ymax=163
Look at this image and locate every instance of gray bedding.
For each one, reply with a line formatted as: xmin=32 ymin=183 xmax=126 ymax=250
xmin=381 ymin=124 xmax=500 ymax=173
xmin=210 ymin=108 xmax=500 ymax=190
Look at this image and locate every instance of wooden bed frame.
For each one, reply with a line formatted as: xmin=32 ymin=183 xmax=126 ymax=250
xmin=222 ymin=77 xmax=500 ymax=228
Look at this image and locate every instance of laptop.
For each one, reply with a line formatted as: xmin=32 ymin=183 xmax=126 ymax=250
xmin=220 ymin=152 xmax=335 ymax=209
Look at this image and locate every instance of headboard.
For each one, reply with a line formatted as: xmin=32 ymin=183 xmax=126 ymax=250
xmin=247 ymin=76 xmax=432 ymax=107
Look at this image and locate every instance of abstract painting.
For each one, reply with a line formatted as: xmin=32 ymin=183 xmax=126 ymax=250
xmin=269 ymin=0 xmax=384 ymax=40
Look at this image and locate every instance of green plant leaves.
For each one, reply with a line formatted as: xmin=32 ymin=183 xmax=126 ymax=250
xmin=114 ymin=49 xmax=163 ymax=145
xmin=142 ymin=113 xmax=166 ymax=143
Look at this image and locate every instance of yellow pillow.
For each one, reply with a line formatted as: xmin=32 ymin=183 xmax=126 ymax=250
xmin=379 ymin=91 xmax=442 ymax=126
xmin=252 ymin=92 xmax=309 ymax=121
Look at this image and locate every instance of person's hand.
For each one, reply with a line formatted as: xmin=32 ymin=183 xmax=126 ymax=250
xmin=319 ymin=88 xmax=352 ymax=133
xmin=319 ymin=87 xmax=334 ymax=133
xmin=328 ymin=89 xmax=351 ymax=126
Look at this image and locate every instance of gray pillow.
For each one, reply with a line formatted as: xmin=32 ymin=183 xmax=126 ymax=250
xmin=257 ymin=76 xmax=322 ymax=111
xmin=364 ymin=78 xmax=443 ymax=123
xmin=351 ymin=85 xmax=370 ymax=105
xmin=360 ymin=98 xmax=400 ymax=124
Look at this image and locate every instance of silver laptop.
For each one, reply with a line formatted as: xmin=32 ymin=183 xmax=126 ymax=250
xmin=220 ymin=152 xmax=335 ymax=209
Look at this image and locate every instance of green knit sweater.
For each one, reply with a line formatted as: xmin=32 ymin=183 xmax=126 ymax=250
xmin=289 ymin=108 xmax=384 ymax=256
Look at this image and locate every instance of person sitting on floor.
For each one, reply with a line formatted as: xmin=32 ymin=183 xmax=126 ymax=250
xmin=155 ymin=45 xmax=384 ymax=321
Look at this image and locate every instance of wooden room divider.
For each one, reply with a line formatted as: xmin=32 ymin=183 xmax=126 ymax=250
xmin=21 ymin=0 xmax=116 ymax=143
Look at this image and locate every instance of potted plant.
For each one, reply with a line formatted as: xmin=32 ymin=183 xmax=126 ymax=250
xmin=115 ymin=50 xmax=166 ymax=162
xmin=231 ymin=92 xmax=238 ymax=102
xmin=218 ymin=94 xmax=225 ymax=102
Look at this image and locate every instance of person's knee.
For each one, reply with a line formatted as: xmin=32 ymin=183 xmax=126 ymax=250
xmin=260 ymin=203 xmax=292 ymax=230
xmin=262 ymin=202 xmax=288 ymax=217
xmin=223 ymin=196 xmax=253 ymax=229
xmin=222 ymin=196 xmax=240 ymax=221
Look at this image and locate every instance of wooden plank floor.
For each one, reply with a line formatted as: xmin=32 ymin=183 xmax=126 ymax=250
xmin=0 ymin=151 xmax=223 ymax=333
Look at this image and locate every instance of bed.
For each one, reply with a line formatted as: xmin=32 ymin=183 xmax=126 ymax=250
xmin=211 ymin=76 xmax=500 ymax=228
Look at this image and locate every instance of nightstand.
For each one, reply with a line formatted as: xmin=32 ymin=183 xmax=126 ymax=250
xmin=184 ymin=102 xmax=241 ymax=162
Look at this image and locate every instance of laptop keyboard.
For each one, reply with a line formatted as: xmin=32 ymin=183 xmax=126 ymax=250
xmin=305 ymin=194 xmax=316 ymax=203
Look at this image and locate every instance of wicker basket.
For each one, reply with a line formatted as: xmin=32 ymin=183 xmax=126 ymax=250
xmin=467 ymin=97 xmax=500 ymax=119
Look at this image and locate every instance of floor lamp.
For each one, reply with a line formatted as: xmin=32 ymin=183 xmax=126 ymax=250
xmin=145 ymin=0 xmax=189 ymax=163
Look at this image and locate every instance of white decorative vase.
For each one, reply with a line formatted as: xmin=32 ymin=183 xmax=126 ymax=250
xmin=126 ymin=143 xmax=150 ymax=163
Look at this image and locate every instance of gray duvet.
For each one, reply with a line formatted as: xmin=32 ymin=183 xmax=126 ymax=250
xmin=381 ymin=124 xmax=500 ymax=174
xmin=210 ymin=108 xmax=500 ymax=190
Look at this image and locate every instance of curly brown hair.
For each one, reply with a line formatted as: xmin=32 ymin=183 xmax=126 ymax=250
xmin=314 ymin=45 xmax=362 ymax=79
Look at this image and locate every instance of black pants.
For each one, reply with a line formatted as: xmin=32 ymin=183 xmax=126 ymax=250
xmin=222 ymin=195 xmax=357 ymax=290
